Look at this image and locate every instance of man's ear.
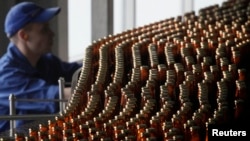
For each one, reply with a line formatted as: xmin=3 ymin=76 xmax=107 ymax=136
xmin=17 ymin=29 xmax=29 ymax=41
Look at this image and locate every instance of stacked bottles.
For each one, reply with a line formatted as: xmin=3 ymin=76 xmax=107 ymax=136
xmin=3 ymin=0 xmax=250 ymax=140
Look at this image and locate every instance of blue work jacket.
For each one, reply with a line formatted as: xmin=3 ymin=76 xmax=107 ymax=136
xmin=0 ymin=43 xmax=82 ymax=132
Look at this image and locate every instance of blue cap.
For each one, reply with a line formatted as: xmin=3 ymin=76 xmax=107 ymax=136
xmin=4 ymin=2 xmax=61 ymax=37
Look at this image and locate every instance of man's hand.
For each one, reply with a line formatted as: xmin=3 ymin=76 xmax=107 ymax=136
xmin=63 ymin=87 xmax=72 ymax=101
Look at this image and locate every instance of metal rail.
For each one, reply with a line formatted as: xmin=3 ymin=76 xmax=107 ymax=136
xmin=0 ymin=114 xmax=59 ymax=120
xmin=0 ymin=77 xmax=69 ymax=137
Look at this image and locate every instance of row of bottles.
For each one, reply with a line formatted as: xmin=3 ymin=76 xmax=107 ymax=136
xmin=8 ymin=0 xmax=250 ymax=140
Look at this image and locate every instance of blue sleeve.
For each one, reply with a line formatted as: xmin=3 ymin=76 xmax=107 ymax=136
xmin=60 ymin=61 xmax=82 ymax=82
xmin=0 ymin=71 xmax=60 ymax=114
xmin=44 ymin=54 xmax=82 ymax=83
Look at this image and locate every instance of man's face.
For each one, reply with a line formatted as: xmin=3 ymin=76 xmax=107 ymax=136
xmin=25 ymin=22 xmax=54 ymax=55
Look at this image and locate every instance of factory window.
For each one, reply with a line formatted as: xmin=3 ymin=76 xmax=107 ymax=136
xmin=68 ymin=0 xmax=91 ymax=62
xmin=68 ymin=0 xmax=227 ymax=62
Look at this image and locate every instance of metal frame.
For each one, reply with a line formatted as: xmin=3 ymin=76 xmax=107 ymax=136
xmin=0 ymin=77 xmax=68 ymax=137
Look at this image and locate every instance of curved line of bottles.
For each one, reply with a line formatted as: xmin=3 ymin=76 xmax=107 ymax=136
xmin=14 ymin=0 xmax=249 ymax=140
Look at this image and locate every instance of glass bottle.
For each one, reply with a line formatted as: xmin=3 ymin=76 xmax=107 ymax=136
xmin=238 ymin=68 xmax=246 ymax=81
xmin=189 ymin=126 xmax=201 ymax=141
xmin=140 ymin=66 xmax=149 ymax=86
xmin=234 ymin=99 xmax=246 ymax=121
xmin=235 ymin=80 xmax=247 ymax=100
xmin=15 ymin=133 xmax=25 ymax=141
xmin=28 ymin=127 xmax=38 ymax=140
xmin=136 ymin=124 xmax=147 ymax=141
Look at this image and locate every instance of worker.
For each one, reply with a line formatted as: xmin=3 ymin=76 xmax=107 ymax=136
xmin=0 ymin=2 xmax=82 ymax=132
